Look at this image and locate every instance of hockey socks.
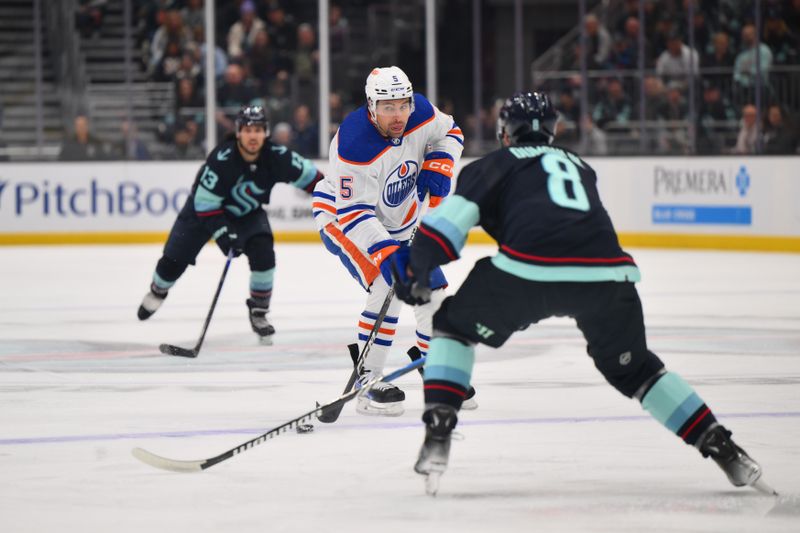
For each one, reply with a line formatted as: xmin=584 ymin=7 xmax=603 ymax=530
xmin=422 ymin=337 xmax=475 ymax=411
xmin=640 ymin=372 xmax=717 ymax=446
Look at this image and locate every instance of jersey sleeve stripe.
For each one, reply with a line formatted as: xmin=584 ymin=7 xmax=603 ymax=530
xmin=446 ymin=134 xmax=465 ymax=145
xmin=342 ymin=213 xmax=376 ymax=234
xmin=313 ymin=191 xmax=336 ymax=201
xmin=312 ymin=202 xmax=336 ymax=214
xmin=387 ymin=217 xmax=418 ymax=235
xmin=338 ymin=209 xmax=370 ymax=224
xmin=419 ymin=225 xmax=458 ymax=261
xmin=337 ymin=203 xmax=376 ymax=215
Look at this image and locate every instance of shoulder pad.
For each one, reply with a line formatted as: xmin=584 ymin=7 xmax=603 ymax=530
xmin=337 ymin=107 xmax=390 ymax=165
xmin=405 ymin=93 xmax=435 ymax=133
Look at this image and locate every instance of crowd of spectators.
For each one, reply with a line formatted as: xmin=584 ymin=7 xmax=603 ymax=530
xmin=61 ymin=0 xmax=799 ymax=160
xmin=541 ymin=0 xmax=800 ymax=155
xmin=128 ymin=0 xmax=351 ymax=160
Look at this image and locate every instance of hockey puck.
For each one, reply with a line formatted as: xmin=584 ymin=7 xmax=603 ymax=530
xmin=296 ymin=424 xmax=314 ymax=434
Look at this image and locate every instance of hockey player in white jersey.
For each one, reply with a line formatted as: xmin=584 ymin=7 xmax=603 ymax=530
xmin=313 ymin=66 xmax=470 ymax=416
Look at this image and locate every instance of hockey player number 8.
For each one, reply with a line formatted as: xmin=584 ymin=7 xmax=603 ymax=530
xmin=541 ymin=153 xmax=590 ymax=212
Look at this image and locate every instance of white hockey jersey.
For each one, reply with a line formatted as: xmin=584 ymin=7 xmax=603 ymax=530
xmin=313 ymin=93 xmax=464 ymax=263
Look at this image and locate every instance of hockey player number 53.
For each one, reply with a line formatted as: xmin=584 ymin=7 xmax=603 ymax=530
xmin=541 ymin=153 xmax=590 ymax=212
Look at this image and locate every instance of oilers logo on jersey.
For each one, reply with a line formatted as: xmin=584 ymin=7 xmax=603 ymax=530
xmin=383 ymin=160 xmax=419 ymax=207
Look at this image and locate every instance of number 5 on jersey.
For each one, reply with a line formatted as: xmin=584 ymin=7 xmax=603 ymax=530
xmin=340 ymin=176 xmax=353 ymax=199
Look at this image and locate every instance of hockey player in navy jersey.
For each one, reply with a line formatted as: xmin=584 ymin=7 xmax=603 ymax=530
xmin=137 ymin=105 xmax=323 ymax=343
xmin=392 ymin=91 xmax=774 ymax=495
xmin=312 ymin=66 xmax=475 ymax=416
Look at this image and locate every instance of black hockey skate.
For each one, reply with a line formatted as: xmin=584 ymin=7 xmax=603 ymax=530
xmin=698 ymin=425 xmax=776 ymax=494
xmin=415 ymin=405 xmax=458 ymax=496
xmin=137 ymin=283 xmax=168 ymax=320
xmin=356 ymin=369 xmax=405 ymax=416
xmin=246 ymin=298 xmax=275 ymax=344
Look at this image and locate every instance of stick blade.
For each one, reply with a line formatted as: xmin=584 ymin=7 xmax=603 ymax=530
xmin=315 ymin=400 xmax=345 ymax=424
xmin=159 ymin=343 xmax=197 ymax=358
xmin=132 ymin=447 xmax=204 ymax=473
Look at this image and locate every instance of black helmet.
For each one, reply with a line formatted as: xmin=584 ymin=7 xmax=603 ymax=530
xmin=235 ymin=105 xmax=270 ymax=135
xmin=496 ymin=91 xmax=558 ymax=145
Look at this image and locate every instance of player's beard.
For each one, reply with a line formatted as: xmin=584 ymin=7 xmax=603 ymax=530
xmin=238 ymin=138 xmax=262 ymax=158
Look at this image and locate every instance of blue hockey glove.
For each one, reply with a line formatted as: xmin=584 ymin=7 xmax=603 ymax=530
xmin=214 ymin=226 xmax=244 ymax=257
xmin=417 ymin=151 xmax=454 ymax=207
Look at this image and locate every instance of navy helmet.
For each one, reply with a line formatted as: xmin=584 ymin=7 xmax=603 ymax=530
xmin=496 ymin=91 xmax=558 ymax=145
xmin=235 ymin=105 xmax=270 ymax=136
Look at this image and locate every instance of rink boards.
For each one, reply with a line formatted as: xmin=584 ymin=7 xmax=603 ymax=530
xmin=0 ymin=156 xmax=798 ymax=252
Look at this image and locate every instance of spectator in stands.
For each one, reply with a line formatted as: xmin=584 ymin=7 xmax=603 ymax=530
xmin=227 ymin=0 xmax=266 ymax=61
xmin=734 ymin=104 xmax=759 ymax=154
xmin=291 ymin=104 xmax=318 ymax=158
xmin=216 ymin=64 xmax=258 ymax=136
xmin=329 ymin=3 xmax=350 ymax=54
xmin=762 ymin=7 xmax=798 ymax=65
xmin=733 ymin=24 xmax=774 ymax=98
xmin=172 ymin=120 xmax=205 ymax=160
xmin=149 ymin=9 xmax=193 ymax=77
xmin=610 ymin=16 xmax=651 ymax=70
xmin=175 ymin=50 xmax=202 ymax=86
xmin=655 ymin=31 xmax=699 ymax=88
xmin=293 ymin=23 xmax=319 ymax=85
xmin=264 ymin=2 xmax=297 ymax=52
xmin=592 ymin=77 xmax=631 ymax=129
xmin=271 ymin=121 xmax=293 ymax=147
xmin=583 ymin=14 xmax=612 ymax=69
xmin=153 ymin=39 xmax=184 ymax=82
xmin=689 ymin=8 xmax=712 ymax=58
xmin=217 ymin=63 xmax=259 ymax=109
xmin=640 ymin=75 xmax=667 ymax=120
xmin=194 ymin=25 xmax=228 ymax=83
xmin=116 ymin=120 xmax=152 ymax=161
xmin=247 ymin=28 xmax=291 ymax=92
xmin=181 ymin=0 xmax=205 ymax=34
xmin=558 ymin=89 xmax=580 ymax=124
xmin=263 ymin=78 xmax=293 ymax=125
xmin=575 ymin=115 xmax=609 ymax=156
xmin=76 ymin=0 xmax=107 ymax=39
xmin=762 ymin=104 xmax=797 ymax=154
xmin=657 ymin=82 xmax=688 ymax=121
xmin=704 ymin=32 xmax=735 ymax=69
xmin=329 ymin=90 xmax=346 ymax=137
xmin=60 ymin=114 xmax=109 ymax=161
xmin=176 ymin=77 xmax=205 ymax=119
xmin=696 ymin=80 xmax=736 ymax=154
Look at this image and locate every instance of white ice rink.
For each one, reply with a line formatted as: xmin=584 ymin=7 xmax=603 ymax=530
xmin=1 ymin=243 xmax=799 ymax=532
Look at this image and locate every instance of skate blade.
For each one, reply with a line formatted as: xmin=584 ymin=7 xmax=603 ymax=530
xmin=258 ymin=335 xmax=274 ymax=346
xmin=425 ymin=472 xmax=442 ymax=496
xmin=751 ymin=476 xmax=779 ymax=496
xmin=461 ymin=398 xmax=478 ymax=410
xmin=356 ymin=398 xmax=404 ymax=417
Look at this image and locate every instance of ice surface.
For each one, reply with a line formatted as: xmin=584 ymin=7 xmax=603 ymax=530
xmin=1 ymin=243 xmax=799 ymax=532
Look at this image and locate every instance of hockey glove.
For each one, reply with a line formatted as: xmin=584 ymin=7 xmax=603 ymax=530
xmin=214 ymin=226 xmax=244 ymax=257
xmin=390 ymin=258 xmax=432 ymax=306
xmin=417 ymin=151 xmax=454 ymax=208
xmin=369 ymin=240 xmax=401 ymax=286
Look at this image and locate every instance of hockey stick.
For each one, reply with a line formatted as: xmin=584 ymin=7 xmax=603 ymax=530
xmin=315 ymin=287 xmax=396 ymax=423
xmin=159 ymin=248 xmax=234 ymax=358
xmin=132 ymin=356 xmax=426 ymax=472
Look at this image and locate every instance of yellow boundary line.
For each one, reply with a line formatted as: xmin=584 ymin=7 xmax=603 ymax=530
xmin=1 ymin=231 xmax=799 ymax=253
